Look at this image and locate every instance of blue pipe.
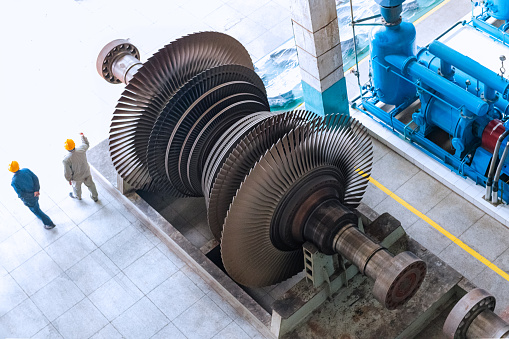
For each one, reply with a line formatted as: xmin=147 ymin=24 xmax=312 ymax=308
xmin=472 ymin=17 xmax=509 ymax=46
xmin=428 ymin=40 xmax=509 ymax=99
xmin=385 ymin=54 xmax=489 ymax=116
xmin=417 ymin=49 xmax=509 ymax=115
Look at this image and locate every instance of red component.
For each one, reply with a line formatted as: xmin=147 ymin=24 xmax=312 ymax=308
xmin=482 ymin=119 xmax=505 ymax=153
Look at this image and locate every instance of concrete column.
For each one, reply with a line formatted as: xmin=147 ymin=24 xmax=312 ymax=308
xmin=117 ymin=173 xmax=134 ymax=195
xmin=291 ymin=0 xmax=348 ymax=116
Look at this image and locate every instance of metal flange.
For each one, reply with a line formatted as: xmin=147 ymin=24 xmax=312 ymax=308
xmin=443 ymin=288 xmax=496 ymax=339
xmin=96 ymin=39 xmax=140 ymax=84
xmin=372 ymin=251 xmax=427 ymax=310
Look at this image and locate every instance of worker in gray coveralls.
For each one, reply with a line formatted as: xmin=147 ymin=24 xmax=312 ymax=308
xmin=63 ymin=133 xmax=99 ymax=202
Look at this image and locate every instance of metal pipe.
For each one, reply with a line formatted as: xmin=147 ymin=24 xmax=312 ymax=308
xmin=440 ymin=58 xmax=454 ymax=79
xmin=417 ymin=49 xmax=509 ymax=114
xmin=385 ymin=54 xmax=489 ymax=117
xmin=502 ymin=21 xmax=509 ymax=32
xmin=484 ymin=86 xmax=497 ymax=101
xmin=472 ymin=17 xmax=509 ymax=46
xmin=425 ymin=21 xmax=464 ymax=48
xmin=485 ymin=129 xmax=509 ymax=200
xmin=444 ymin=288 xmax=509 ymax=339
xmin=429 ymin=40 xmax=509 ymax=99
xmin=351 ymin=13 xmax=381 ymax=24
xmin=380 ymin=5 xmax=402 ymax=24
xmin=492 ymin=139 xmax=509 ymax=203
xmin=349 ymin=0 xmax=363 ymax=97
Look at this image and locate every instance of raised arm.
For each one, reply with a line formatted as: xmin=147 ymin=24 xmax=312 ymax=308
xmin=79 ymin=133 xmax=89 ymax=151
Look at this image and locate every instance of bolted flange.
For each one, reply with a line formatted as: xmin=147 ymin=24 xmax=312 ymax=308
xmin=96 ymin=39 xmax=141 ymax=84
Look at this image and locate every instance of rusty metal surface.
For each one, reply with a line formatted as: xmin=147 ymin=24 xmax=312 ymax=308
xmin=467 ymin=310 xmax=509 ymax=339
xmin=108 ymin=32 xmax=253 ymax=190
xmin=372 ymin=251 xmax=427 ymax=310
xmin=220 ymin=115 xmax=373 ymax=287
xmin=281 ymin=238 xmax=462 ymax=339
xmin=272 ymin=205 xmax=401 ymax=319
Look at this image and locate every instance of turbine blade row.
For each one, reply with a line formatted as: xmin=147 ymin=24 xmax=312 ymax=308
xmin=104 ymin=32 xmax=374 ymax=289
xmin=221 ymin=114 xmax=373 ymax=287
xmin=109 ymin=32 xmax=254 ymax=189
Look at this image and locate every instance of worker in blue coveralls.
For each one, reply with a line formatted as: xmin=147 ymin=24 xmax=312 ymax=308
xmin=8 ymin=161 xmax=55 ymax=229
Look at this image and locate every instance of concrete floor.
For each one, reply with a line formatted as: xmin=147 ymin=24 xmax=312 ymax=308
xmin=2 ymin=0 xmax=509 ymax=338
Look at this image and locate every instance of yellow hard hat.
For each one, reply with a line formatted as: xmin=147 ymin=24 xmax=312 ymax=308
xmin=64 ymin=139 xmax=75 ymax=151
xmin=8 ymin=161 xmax=19 ymax=173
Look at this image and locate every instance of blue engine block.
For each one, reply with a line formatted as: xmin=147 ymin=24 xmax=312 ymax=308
xmin=358 ymin=0 xmax=509 ymax=203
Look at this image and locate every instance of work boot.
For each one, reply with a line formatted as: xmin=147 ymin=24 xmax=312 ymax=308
xmin=69 ymin=192 xmax=82 ymax=200
xmin=44 ymin=223 xmax=56 ymax=230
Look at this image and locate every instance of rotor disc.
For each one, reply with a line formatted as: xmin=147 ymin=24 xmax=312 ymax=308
xmin=207 ymin=110 xmax=317 ymax=241
xmin=145 ymin=64 xmax=268 ymax=196
xmin=202 ymin=111 xmax=274 ymax=202
xmin=183 ymin=101 xmax=269 ymax=195
xmin=152 ymin=90 xmax=265 ymax=195
xmin=109 ymin=32 xmax=253 ymax=190
xmin=220 ymin=114 xmax=373 ymax=287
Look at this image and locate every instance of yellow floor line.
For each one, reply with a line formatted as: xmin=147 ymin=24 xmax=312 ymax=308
xmin=413 ymin=0 xmax=453 ymax=26
xmin=356 ymin=169 xmax=509 ymax=282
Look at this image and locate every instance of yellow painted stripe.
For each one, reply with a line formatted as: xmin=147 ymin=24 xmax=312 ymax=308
xmin=356 ymin=169 xmax=509 ymax=282
xmin=413 ymin=0 xmax=452 ymax=26
xmin=347 ymin=55 xmax=368 ymax=72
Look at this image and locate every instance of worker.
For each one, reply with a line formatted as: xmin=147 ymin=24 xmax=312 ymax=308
xmin=9 ymin=161 xmax=56 ymax=229
xmin=63 ymin=133 xmax=99 ymax=202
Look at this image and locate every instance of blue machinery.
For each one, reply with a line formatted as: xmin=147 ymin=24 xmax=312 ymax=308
xmin=355 ymin=0 xmax=509 ymax=204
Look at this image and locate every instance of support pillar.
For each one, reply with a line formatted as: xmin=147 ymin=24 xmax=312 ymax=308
xmin=291 ymin=0 xmax=348 ymax=116
xmin=117 ymin=173 xmax=134 ymax=195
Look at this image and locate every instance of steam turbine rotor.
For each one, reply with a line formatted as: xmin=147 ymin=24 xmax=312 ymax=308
xmin=98 ymin=32 xmax=426 ymax=309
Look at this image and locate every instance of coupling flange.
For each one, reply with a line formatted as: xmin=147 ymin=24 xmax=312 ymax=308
xmin=334 ymin=226 xmax=427 ymax=310
xmin=443 ymin=288 xmax=496 ymax=339
xmin=372 ymin=251 xmax=427 ymax=310
xmin=96 ymin=39 xmax=140 ymax=84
